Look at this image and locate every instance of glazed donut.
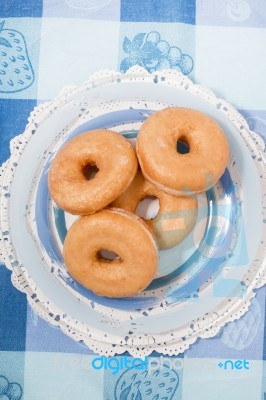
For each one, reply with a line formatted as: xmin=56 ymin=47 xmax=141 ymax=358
xmin=63 ymin=208 xmax=158 ymax=297
xmin=48 ymin=129 xmax=138 ymax=215
xmin=136 ymin=107 xmax=229 ymax=195
xmin=112 ymin=170 xmax=198 ymax=249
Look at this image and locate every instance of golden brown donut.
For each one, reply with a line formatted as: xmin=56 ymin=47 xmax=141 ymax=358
xmin=136 ymin=107 xmax=229 ymax=195
xmin=112 ymin=170 xmax=198 ymax=249
xmin=48 ymin=129 xmax=138 ymax=215
xmin=63 ymin=208 xmax=158 ymax=297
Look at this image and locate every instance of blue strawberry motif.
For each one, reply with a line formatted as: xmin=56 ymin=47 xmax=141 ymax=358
xmin=115 ymin=363 xmax=179 ymax=400
xmin=0 ymin=20 xmax=34 ymax=93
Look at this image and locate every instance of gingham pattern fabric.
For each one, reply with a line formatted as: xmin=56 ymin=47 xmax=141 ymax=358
xmin=0 ymin=1 xmax=266 ymax=399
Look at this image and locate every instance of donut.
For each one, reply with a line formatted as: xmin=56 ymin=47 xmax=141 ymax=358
xmin=112 ymin=169 xmax=198 ymax=249
xmin=63 ymin=208 xmax=158 ymax=297
xmin=48 ymin=129 xmax=138 ymax=215
xmin=136 ymin=107 xmax=229 ymax=195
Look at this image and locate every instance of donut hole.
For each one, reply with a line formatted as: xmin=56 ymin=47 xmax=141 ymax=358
xmin=83 ymin=164 xmax=99 ymax=180
xmin=97 ymin=249 xmax=121 ymax=262
xmin=176 ymin=137 xmax=190 ymax=154
xmin=136 ymin=196 xmax=159 ymax=220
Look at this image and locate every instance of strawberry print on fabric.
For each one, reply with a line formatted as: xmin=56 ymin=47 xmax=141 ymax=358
xmin=114 ymin=364 xmax=180 ymax=400
xmin=0 ymin=21 xmax=34 ymax=93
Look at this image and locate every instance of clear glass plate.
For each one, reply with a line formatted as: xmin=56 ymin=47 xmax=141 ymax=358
xmin=1 ymin=67 xmax=265 ymax=356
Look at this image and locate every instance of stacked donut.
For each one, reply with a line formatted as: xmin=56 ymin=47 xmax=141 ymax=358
xmin=48 ymin=107 xmax=229 ymax=298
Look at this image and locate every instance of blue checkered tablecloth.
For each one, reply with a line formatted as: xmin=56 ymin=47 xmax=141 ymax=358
xmin=0 ymin=1 xmax=266 ymax=399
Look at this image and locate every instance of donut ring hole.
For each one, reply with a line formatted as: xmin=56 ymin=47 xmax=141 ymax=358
xmin=96 ymin=249 xmax=121 ymax=262
xmin=135 ymin=196 xmax=160 ymax=220
xmin=176 ymin=136 xmax=190 ymax=154
xmin=83 ymin=164 xmax=99 ymax=180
